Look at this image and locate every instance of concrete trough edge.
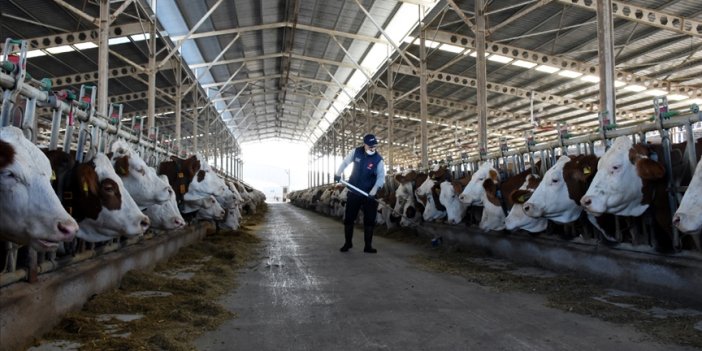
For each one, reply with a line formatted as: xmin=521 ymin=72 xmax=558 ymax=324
xmin=411 ymin=222 xmax=702 ymax=307
xmin=0 ymin=225 xmax=208 ymax=351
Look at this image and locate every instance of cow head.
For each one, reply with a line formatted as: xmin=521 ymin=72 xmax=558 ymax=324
xmin=439 ymin=180 xmax=468 ymax=225
xmin=581 ymin=137 xmax=665 ymax=216
xmin=524 ymin=156 xmax=583 ymax=223
xmin=458 ymin=162 xmax=499 ymax=205
xmin=110 ymin=140 xmax=171 ymax=208
xmin=673 ymin=158 xmax=702 ymax=234
xmin=479 ymin=178 xmax=506 ymax=231
xmin=76 ymin=153 xmax=150 ymax=242
xmin=0 ymin=126 xmax=78 ymax=251
xmin=143 ymin=175 xmax=185 ymax=230
xmin=505 ymin=175 xmax=547 ymax=232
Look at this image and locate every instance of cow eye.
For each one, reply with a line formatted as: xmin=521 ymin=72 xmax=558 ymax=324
xmin=1 ymin=171 xmax=15 ymax=179
xmin=551 ymin=178 xmax=558 ymax=183
xmin=612 ymin=165 xmax=620 ymax=170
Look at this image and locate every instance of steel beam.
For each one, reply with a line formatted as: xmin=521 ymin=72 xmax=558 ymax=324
xmin=159 ymin=0 xmax=225 ymax=67
xmin=558 ymin=0 xmax=702 ymax=37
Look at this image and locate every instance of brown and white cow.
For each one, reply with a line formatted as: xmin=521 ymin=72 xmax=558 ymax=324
xmin=580 ymin=137 xmax=676 ymax=249
xmin=74 ymin=153 xmax=151 ymax=242
xmin=109 ymin=140 xmax=172 ymax=208
xmin=0 ymin=126 xmax=78 ymax=251
xmin=142 ymin=175 xmax=186 ymax=230
xmin=504 ymin=174 xmax=547 ymax=233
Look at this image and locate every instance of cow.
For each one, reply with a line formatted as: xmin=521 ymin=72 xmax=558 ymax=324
xmin=673 ymin=158 xmax=702 ymax=234
xmin=184 ymin=195 xmax=226 ymax=221
xmin=439 ymin=177 xmax=470 ymax=225
xmin=415 ymin=166 xmax=449 ymax=222
xmin=580 ymin=137 xmax=676 ymax=250
xmin=394 ymin=172 xmax=420 ymax=227
xmin=459 ymin=161 xmax=499 ymax=206
xmin=142 ymin=175 xmax=186 ymax=231
xmin=0 ymin=126 xmax=78 ymax=251
xmin=504 ymin=174 xmax=547 ymax=233
xmin=73 ymin=153 xmax=151 ymax=242
xmin=109 ymin=140 xmax=172 ymax=208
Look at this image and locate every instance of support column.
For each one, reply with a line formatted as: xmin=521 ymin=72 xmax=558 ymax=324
xmin=597 ymin=0 xmax=617 ymax=127
xmin=147 ymin=21 xmax=157 ymax=140
xmin=192 ymin=87 xmax=199 ymax=151
xmin=174 ymin=66 xmax=182 ymax=152
xmin=97 ymin=0 xmax=109 ymax=117
xmin=475 ymin=0 xmax=488 ymax=156
xmin=204 ymin=107 xmax=210 ymax=159
xmin=419 ymin=28 xmax=429 ymax=169
xmin=387 ymin=67 xmax=394 ymax=171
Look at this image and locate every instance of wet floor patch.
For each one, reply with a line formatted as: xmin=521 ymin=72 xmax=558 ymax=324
xmin=31 ymin=206 xmax=266 ymax=351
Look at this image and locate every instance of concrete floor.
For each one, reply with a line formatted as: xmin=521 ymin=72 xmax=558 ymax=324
xmin=195 ymin=203 xmax=690 ymax=351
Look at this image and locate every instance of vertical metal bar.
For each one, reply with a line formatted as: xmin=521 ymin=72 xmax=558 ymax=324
xmin=475 ymin=0 xmax=488 ymax=156
xmin=686 ymin=122 xmax=697 ymax=176
xmin=147 ymin=21 xmax=157 ymax=139
xmin=175 ymin=66 xmax=182 ymax=151
xmin=387 ymin=67 xmax=394 ymax=171
xmin=22 ymin=97 xmax=37 ymax=143
xmin=419 ymin=28 xmax=429 ymax=169
xmin=597 ymin=0 xmax=617 ymax=127
xmin=192 ymin=86 xmax=199 ymax=151
xmin=49 ymin=108 xmax=62 ymax=150
xmin=98 ymin=0 xmax=109 ymax=118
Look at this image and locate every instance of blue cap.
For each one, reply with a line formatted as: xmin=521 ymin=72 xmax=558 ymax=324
xmin=363 ymin=134 xmax=378 ymax=147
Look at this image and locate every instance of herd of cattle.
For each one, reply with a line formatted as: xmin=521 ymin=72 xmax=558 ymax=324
xmin=290 ymin=136 xmax=702 ymax=253
xmin=0 ymin=125 xmax=265 ymax=256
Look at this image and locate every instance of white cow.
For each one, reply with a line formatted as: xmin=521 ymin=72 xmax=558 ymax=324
xmin=580 ymin=137 xmax=664 ymax=216
xmin=459 ymin=162 xmax=499 ymax=206
xmin=110 ymin=140 xmax=171 ymax=208
xmin=673 ymin=158 xmax=702 ymax=233
xmin=478 ymin=178 xmax=506 ymax=231
xmin=523 ymin=156 xmax=584 ymax=223
xmin=77 ymin=153 xmax=151 ymax=242
xmin=415 ymin=176 xmax=446 ymax=222
xmin=439 ymin=181 xmax=468 ymax=225
xmin=0 ymin=126 xmax=79 ymax=251
xmin=504 ymin=175 xmax=547 ymax=233
xmin=143 ymin=175 xmax=186 ymax=230
xmin=185 ymin=195 xmax=226 ymax=220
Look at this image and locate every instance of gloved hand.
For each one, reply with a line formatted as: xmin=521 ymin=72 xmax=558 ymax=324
xmin=334 ymin=175 xmax=341 ymax=183
xmin=368 ymin=187 xmax=377 ymax=197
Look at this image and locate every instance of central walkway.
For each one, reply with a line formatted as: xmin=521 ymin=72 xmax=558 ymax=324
xmin=195 ymin=203 xmax=684 ymax=351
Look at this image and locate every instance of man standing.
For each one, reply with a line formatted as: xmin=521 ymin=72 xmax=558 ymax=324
xmin=334 ymin=134 xmax=386 ymax=253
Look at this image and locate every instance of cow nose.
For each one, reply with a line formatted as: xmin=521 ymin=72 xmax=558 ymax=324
xmin=581 ymin=196 xmax=592 ymax=207
xmin=672 ymin=213 xmax=682 ymax=227
xmin=57 ymin=219 xmax=79 ymax=239
xmin=174 ymin=217 xmax=185 ymax=228
xmin=139 ymin=216 xmax=150 ymax=231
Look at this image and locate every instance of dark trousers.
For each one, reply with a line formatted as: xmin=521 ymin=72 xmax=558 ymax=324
xmin=344 ymin=191 xmax=378 ymax=226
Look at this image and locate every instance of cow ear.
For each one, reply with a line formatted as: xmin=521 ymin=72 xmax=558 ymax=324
xmin=510 ymin=189 xmax=531 ymax=204
xmin=636 ymin=159 xmax=665 ymax=180
xmin=482 ymin=178 xmax=496 ymax=194
xmin=113 ymin=156 xmax=130 ymax=176
xmin=488 ymin=169 xmax=500 ymax=183
xmin=0 ymin=140 xmax=15 ymax=169
xmin=76 ymin=165 xmax=99 ymax=196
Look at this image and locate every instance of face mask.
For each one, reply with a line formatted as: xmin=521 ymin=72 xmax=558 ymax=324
xmin=366 ymin=149 xmax=376 ymax=156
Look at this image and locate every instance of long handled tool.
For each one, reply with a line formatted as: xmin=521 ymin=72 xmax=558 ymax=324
xmin=339 ymin=179 xmax=420 ymax=226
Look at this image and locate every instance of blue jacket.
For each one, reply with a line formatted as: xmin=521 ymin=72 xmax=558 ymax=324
xmin=347 ymin=146 xmax=383 ymax=193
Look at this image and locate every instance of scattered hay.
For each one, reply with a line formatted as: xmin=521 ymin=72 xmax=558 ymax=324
xmin=36 ymin=205 xmax=267 ymax=351
xmin=388 ymin=227 xmax=702 ymax=349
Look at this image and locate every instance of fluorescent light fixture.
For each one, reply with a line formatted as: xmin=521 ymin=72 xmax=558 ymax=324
xmin=558 ymin=70 xmax=582 ymax=78
xmin=440 ymin=43 xmax=465 ymax=54
xmin=46 ymin=45 xmax=74 ymax=54
xmin=667 ymin=94 xmax=689 ymax=101
xmin=401 ymin=36 xmax=439 ymax=48
xmin=130 ymin=33 xmax=151 ymax=41
xmin=26 ymin=50 xmax=47 ymax=58
xmin=535 ymin=64 xmax=559 ymax=73
xmin=623 ymin=84 xmax=646 ymax=92
xmin=614 ymin=80 xmax=626 ymax=87
xmin=73 ymin=42 xmax=98 ymax=50
xmin=511 ymin=60 xmax=537 ymax=68
xmin=469 ymin=51 xmax=489 ymax=58
xmin=487 ymin=54 xmax=513 ymax=63
xmin=402 ymin=36 xmax=416 ymax=44
xmin=645 ymin=89 xmax=668 ymax=96
xmin=580 ymin=75 xmax=600 ymax=83
xmin=108 ymin=37 xmax=131 ymax=45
